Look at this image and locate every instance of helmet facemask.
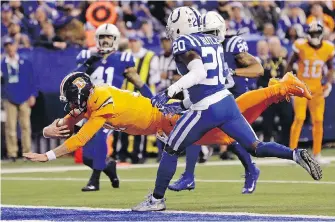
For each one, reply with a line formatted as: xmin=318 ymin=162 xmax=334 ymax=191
xmin=307 ymin=31 xmax=323 ymax=47
xmin=97 ymin=34 xmax=118 ymax=54
xmin=59 ymin=73 xmax=92 ymax=117
xmin=307 ymin=22 xmax=323 ymax=47
xmin=95 ymin=23 xmax=120 ymax=54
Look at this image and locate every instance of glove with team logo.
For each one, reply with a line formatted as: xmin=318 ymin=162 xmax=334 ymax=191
xmin=159 ymin=101 xmax=187 ymax=116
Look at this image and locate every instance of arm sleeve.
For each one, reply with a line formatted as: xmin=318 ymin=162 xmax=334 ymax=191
xmin=168 ymin=59 xmax=207 ymax=96
xmin=76 ymin=49 xmax=91 ymax=65
xmin=64 ymin=115 xmax=106 ymax=152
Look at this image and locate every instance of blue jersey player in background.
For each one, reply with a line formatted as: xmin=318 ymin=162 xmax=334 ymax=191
xmin=168 ymin=11 xmax=264 ymax=194
xmin=132 ymin=7 xmax=322 ymax=212
xmin=74 ymin=23 xmax=153 ymax=192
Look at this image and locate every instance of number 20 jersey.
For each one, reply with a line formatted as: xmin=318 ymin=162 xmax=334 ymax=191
xmin=292 ymin=39 xmax=334 ymax=93
xmin=76 ymin=50 xmax=135 ymax=88
xmin=173 ymin=33 xmax=229 ymax=104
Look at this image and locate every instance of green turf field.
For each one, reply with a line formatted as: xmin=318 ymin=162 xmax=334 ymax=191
xmin=2 ymin=152 xmax=335 ymax=216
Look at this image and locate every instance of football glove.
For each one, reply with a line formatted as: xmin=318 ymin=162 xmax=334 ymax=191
xmin=84 ymin=52 xmax=103 ymax=67
xmin=151 ymin=91 xmax=170 ymax=108
xmin=159 ymin=101 xmax=186 ymax=116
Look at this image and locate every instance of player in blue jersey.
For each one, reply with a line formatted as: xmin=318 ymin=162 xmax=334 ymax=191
xmin=74 ymin=23 xmax=153 ymax=192
xmin=132 ymin=6 xmax=321 ymax=212
xmin=168 ymin=11 xmax=264 ymax=194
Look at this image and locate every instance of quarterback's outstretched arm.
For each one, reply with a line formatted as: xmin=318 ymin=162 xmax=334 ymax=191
xmin=42 ymin=110 xmax=85 ymax=138
xmin=24 ymin=116 xmax=106 ymax=162
xmin=167 ymin=51 xmax=206 ymax=97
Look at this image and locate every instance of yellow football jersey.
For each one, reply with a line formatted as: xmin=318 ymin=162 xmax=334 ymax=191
xmin=292 ymin=39 xmax=335 ymax=93
xmin=64 ymin=84 xmax=160 ymax=152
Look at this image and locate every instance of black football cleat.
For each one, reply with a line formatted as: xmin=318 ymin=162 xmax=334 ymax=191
xmin=81 ymin=184 xmax=99 ymax=192
xmin=112 ymin=178 xmax=120 ymax=188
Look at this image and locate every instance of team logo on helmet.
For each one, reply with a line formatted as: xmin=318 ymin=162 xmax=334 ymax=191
xmin=72 ymin=77 xmax=87 ymax=90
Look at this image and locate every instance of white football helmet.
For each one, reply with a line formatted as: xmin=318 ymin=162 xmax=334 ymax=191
xmin=95 ymin=23 xmax=120 ymax=53
xmin=202 ymin=11 xmax=226 ymax=41
xmin=166 ymin=6 xmax=202 ymax=40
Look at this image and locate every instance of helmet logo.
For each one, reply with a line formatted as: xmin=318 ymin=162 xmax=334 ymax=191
xmin=171 ymin=9 xmax=181 ymax=23
xmin=72 ymin=77 xmax=87 ymax=90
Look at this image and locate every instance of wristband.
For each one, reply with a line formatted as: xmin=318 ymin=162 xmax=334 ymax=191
xmin=46 ymin=150 xmax=56 ymax=161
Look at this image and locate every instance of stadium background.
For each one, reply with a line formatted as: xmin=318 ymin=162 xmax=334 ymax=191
xmin=1 ymin=0 xmax=335 ymax=159
xmin=2 ymin=1 xmax=335 ymax=220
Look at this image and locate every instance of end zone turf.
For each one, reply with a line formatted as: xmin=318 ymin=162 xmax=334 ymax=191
xmin=2 ymin=205 xmax=335 ymax=221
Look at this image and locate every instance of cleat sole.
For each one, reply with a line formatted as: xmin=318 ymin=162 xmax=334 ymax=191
xmin=300 ymin=150 xmax=322 ymax=180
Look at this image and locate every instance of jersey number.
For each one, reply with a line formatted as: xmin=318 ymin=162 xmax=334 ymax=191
xmin=91 ymin=66 xmax=114 ymax=84
xmin=302 ymin=60 xmax=324 ymax=78
xmin=237 ymin=41 xmax=248 ymax=52
xmin=173 ymin=40 xmax=186 ymax=54
xmin=201 ymin=46 xmax=226 ymax=85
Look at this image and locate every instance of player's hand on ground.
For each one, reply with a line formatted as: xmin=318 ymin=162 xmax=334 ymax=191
xmin=159 ymin=102 xmax=185 ymax=116
xmin=23 ymin=153 xmax=48 ymax=162
xmin=151 ymin=91 xmax=170 ymax=108
xmin=43 ymin=119 xmax=71 ymax=138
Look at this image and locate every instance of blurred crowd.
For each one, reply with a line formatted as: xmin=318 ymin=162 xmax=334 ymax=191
xmin=2 ymin=1 xmax=335 ymax=52
xmin=1 ymin=0 xmax=335 ymax=162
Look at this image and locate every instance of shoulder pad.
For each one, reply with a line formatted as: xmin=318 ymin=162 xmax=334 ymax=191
xmin=76 ymin=50 xmax=92 ymax=65
xmin=224 ymin=36 xmax=248 ymax=54
xmin=323 ymin=40 xmax=335 ymax=47
xmin=173 ymin=34 xmax=201 ymax=56
xmin=292 ymin=38 xmax=307 ymax=53
xmin=88 ymin=85 xmax=114 ymax=113
xmin=120 ymin=51 xmax=136 ymax=67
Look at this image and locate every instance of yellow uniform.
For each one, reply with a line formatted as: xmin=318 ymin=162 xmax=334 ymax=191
xmin=290 ymin=39 xmax=335 ymax=155
xmin=63 ymin=77 xmax=304 ymax=153
xmin=63 ymin=84 xmax=232 ymax=152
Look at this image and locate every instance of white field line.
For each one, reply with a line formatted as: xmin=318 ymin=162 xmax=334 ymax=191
xmin=1 ymin=204 xmax=335 ymax=219
xmin=2 ymin=177 xmax=335 ymax=185
xmin=2 ymin=157 xmax=335 ymax=174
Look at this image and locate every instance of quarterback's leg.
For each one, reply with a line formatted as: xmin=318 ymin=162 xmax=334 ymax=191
xmin=308 ymin=95 xmax=327 ymax=163
xmin=290 ymin=97 xmax=308 ymax=149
